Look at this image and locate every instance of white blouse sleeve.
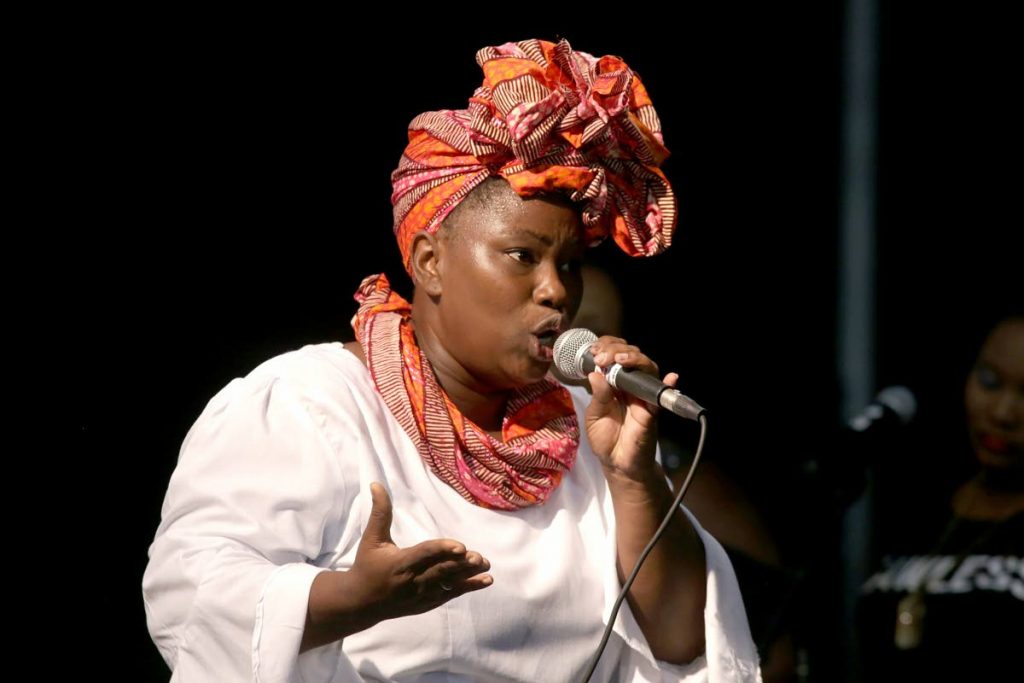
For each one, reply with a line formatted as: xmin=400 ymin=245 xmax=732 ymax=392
xmin=565 ymin=386 xmax=762 ymax=682
xmin=605 ymin=505 xmax=762 ymax=683
xmin=142 ymin=369 xmax=364 ymax=682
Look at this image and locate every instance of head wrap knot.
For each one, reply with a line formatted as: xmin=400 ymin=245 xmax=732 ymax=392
xmin=390 ymin=38 xmax=677 ymax=273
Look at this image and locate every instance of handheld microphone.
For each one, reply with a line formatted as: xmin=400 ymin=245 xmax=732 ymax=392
xmin=553 ymin=328 xmax=705 ymax=421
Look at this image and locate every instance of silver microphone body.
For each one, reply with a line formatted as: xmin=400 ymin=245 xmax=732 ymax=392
xmin=552 ymin=328 xmax=705 ymax=421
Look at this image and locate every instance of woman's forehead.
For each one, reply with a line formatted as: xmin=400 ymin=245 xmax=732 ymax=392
xmin=467 ymin=195 xmax=584 ymax=246
xmin=981 ymin=319 xmax=1024 ymax=372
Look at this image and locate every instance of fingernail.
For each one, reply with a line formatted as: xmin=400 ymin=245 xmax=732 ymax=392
xmin=595 ymin=352 xmax=608 ymax=365
xmin=482 ymin=576 xmax=493 ymax=585
xmin=614 ymin=353 xmax=628 ymax=362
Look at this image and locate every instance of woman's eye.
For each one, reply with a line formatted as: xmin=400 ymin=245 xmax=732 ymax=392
xmin=975 ymin=366 xmax=1001 ymax=390
xmin=508 ymin=249 xmax=535 ymax=264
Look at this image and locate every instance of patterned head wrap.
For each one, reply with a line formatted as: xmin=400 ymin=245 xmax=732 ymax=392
xmin=390 ymin=37 xmax=677 ymax=273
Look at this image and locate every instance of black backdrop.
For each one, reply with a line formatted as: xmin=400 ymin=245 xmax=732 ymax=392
xmin=66 ymin=6 xmax=1019 ymax=679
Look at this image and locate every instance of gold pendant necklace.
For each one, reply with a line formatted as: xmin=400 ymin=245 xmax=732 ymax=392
xmin=891 ymin=502 xmax=1009 ymax=650
xmin=894 ymin=590 xmax=926 ymax=650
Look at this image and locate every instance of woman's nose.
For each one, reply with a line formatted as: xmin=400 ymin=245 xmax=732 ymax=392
xmin=534 ymin=261 xmax=569 ymax=310
xmin=990 ymin=390 xmax=1021 ymax=428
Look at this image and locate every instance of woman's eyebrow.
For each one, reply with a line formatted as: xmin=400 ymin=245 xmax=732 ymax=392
xmin=514 ymin=228 xmax=582 ymax=250
xmin=515 ymin=229 xmax=553 ymax=246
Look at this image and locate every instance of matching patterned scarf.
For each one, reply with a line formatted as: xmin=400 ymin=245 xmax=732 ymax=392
xmin=352 ymin=273 xmax=579 ymax=510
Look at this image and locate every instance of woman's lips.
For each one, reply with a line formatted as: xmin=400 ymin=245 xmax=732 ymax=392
xmin=530 ymin=334 xmax=555 ymax=362
xmin=979 ymin=434 xmax=1011 ymax=455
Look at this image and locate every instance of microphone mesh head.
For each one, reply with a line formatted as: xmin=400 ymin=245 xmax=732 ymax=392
xmin=553 ymin=328 xmax=598 ymax=380
xmin=876 ymin=385 xmax=917 ymax=424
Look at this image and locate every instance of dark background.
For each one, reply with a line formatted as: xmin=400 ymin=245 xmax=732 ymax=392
xmin=65 ymin=6 xmax=1018 ymax=679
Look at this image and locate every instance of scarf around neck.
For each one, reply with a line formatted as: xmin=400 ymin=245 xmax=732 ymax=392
xmin=352 ymin=273 xmax=579 ymax=510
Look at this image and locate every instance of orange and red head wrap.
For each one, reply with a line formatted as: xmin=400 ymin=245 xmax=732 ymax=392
xmin=390 ymin=38 xmax=677 ymax=273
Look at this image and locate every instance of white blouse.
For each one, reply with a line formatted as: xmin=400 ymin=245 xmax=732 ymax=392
xmin=142 ymin=343 xmax=761 ymax=682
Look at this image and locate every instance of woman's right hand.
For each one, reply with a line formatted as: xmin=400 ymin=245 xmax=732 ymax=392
xmin=348 ymin=482 xmax=493 ymax=619
xmin=303 ymin=483 xmax=492 ymax=650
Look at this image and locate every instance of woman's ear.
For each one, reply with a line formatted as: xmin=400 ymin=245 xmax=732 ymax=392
xmin=409 ymin=230 xmax=444 ymax=297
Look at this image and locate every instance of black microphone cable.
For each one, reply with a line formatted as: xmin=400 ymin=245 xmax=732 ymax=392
xmin=580 ymin=412 xmax=709 ymax=682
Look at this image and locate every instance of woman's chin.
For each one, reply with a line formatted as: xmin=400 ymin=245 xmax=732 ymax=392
xmin=976 ymin=450 xmax=1024 ymax=481
xmin=509 ymin=359 xmax=554 ymax=387
xmin=529 ymin=367 xmax=556 ymax=384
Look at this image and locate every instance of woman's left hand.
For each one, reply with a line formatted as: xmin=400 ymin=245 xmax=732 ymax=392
xmin=584 ymin=336 xmax=679 ymax=481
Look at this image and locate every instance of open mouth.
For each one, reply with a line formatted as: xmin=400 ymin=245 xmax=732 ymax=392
xmin=529 ymin=317 xmax=565 ymax=363
xmin=531 ymin=332 xmax=556 ymax=361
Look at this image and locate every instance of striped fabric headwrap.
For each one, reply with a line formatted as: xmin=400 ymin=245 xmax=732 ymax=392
xmin=390 ymin=37 xmax=677 ymax=273
xmin=352 ymin=273 xmax=579 ymax=510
